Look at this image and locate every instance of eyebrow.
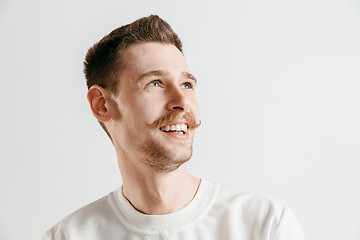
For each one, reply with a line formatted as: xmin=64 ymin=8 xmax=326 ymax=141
xmin=136 ymin=70 xmax=197 ymax=84
xmin=183 ymin=72 xmax=197 ymax=84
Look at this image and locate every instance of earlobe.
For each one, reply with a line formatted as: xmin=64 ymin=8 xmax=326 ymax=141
xmin=87 ymin=85 xmax=112 ymax=123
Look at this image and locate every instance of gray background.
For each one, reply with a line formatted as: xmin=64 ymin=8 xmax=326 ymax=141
xmin=1 ymin=0 xmax=359 ymax=239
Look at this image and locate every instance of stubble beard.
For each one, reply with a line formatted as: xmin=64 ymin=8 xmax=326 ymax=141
xmin=140 ymin=111 xmax=200 ymax=173
xmin=140 ymin=137 xmax=193 ymax=173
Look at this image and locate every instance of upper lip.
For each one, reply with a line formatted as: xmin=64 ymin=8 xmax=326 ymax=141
xmin=159 ymin=120 xmax=189 ymax=128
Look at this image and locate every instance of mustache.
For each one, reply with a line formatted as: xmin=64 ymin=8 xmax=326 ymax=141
xmin=147 ymin=112 xmax=201 ymax=129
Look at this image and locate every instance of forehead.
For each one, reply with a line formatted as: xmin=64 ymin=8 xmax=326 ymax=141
xmin=120 ymin=42 xmax=190 ymax=77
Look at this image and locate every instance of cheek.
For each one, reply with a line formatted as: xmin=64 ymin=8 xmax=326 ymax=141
xmin=127 ymin=94 xmax=164 ymax=125
xmin=190 ymin=97 xmax=200 ymax=118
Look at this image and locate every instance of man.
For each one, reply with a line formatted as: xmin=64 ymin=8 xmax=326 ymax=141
xmin=43 ymin=15 xmax=305 ymax=240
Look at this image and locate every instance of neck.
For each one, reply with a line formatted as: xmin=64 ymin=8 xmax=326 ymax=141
xmin=116 ymin=148 xmax=200 ymax=215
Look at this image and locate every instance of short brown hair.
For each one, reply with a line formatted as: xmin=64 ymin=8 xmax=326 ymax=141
xmin=83 ymin=15 xmax=183 ymax=141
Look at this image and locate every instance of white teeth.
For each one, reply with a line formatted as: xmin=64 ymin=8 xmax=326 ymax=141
xmin=181 ymin=124 xmax=188 ymax=132
xmin=160 ymin=123 xmax=188 ymax=133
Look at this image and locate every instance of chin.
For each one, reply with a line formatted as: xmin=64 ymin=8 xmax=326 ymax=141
xmin=140 ymin=138 xmax=193 ymax=173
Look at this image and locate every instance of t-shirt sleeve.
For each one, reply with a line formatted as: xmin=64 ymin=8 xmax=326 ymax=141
xmin=41 ymin=227 xmax=68 ymax=240
xmin=41 ymin=231 xmax=49 ymax=240
xmin=272 ymin=205 xmax=306 ymax=240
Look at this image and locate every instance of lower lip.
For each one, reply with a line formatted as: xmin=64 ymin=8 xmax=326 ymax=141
xmin=160 ymin=130 xmax=190 ymax=140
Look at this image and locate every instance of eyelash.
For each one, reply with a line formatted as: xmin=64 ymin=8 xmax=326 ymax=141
xmin=148 ymin=80 xmax=195 ymax=89
xmin=149 ymin=80 xmax=162 ymax=87
xmin=182 ymin=82 xmax=194 ymax=89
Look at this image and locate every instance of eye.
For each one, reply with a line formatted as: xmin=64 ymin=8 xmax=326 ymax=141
xmin=149 ymin=80 xmax=161 ymax=87
xmin=181 ymin=82 xmax=194 ymax=89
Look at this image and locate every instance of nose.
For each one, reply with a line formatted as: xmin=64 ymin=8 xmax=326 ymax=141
xmin=166 ymin=86 xmax=188 ymax=112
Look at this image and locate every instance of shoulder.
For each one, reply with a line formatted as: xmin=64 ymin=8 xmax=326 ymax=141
xmin=214 ymin=183 xmax=285 ymax=216
xmin=209 ymin=183 xmax=305 ymax=240
xmin=43 ymin=191 xmax=119 ymax=240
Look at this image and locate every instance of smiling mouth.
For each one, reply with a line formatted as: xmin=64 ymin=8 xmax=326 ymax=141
xmin=159 ymin=123 xmax=188 ymax=135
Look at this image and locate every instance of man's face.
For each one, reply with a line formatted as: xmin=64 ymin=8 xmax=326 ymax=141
xmin=110 ymin=42 xmax=200 ymax=172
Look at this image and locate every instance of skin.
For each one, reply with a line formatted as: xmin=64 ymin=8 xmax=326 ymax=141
xmin=87 ymin=42 xmax=201 ymax=215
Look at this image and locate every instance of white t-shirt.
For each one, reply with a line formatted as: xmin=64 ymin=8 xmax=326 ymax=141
xmin=42 ymin=180 xmax=305 ymax=240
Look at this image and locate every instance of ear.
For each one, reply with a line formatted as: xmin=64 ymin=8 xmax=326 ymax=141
xmin=87 ymin=85 xmax=112 ymax=123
